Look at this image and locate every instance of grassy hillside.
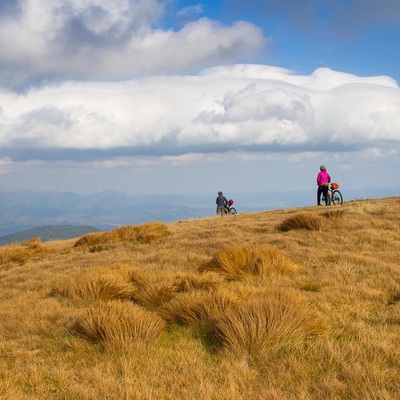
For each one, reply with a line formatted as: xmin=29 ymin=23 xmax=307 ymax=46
xmin=0 ymin=197 xmax=399 ymax=399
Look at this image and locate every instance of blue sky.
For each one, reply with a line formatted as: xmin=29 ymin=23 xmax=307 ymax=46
xmin=0 ymin=0 xmax=399 ymax=197
xmin=172 ymin=0 xmax=400 ymax=81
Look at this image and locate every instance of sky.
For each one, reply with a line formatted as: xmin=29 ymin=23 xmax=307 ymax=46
xmin=0 ymin=0 xmax=399 ymax=196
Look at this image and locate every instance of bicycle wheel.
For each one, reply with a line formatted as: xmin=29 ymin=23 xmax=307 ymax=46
xmin=331 ymin=190 xmax=343 ymax=205
xmin=229 ymin=207 xmax=237 ymax=215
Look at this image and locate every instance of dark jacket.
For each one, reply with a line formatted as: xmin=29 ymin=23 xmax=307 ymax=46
xmin=216 ymin=195 xmax=227 ymax=206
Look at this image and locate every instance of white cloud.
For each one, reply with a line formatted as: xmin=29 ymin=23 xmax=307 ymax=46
xmin=0 ymin=0 xmax=265 ymax=88
xmin=1 ymin=65 xmax=399 ymax=165
xmin=176 ymin=4 xmax=204 ymax=20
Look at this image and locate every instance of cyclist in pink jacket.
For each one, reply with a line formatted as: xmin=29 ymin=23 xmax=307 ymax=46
xmin=317 ymin=165 xmax=331 ymax=206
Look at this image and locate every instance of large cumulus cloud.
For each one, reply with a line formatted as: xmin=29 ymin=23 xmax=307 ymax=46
xmin=0 ymin=65 xmax=399 ymax=164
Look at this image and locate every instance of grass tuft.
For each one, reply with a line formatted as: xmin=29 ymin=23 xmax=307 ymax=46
xmin=170 ymin=272 xmax=225 ymax=293
xmin=131 ymin=272 xmax=224 ymax=309
xmin=73 ymin=232 xmax=113 ymax=251
xmin=198 ymin=245 xmax=298 ymax=279
xmin=0 ymin=245 xmax=34 ymax=265
xmin=74 ymin=222 xmax=169 ymax=250
xmin=56 ymin=268 xmax=136 ymax=302
xmin=320 ymin=209 xmax=346 ymax=220
xmin=276 ymin=213 xmax=324 ymax=232
xmin=21 ymin=237 xmax=46 ymax=249
xmin=111 ymin=264 xmax=151 ymax=287
xmin=207 ymin=289 xmax=328 ymax=354
xmin=131 ymin=222 xmax=170 ymax=243
xmin=131 ymin=277 xmax=180 ymax=309
xmin=70 ymin=300 xmax=166 ymax=346
xmin=157 ymin=289 xmax=241 ymax=326
xmin=113 ymin=222 xmax=169 ymax=244
xmin=0 ymin=238 xmax=47 ymax=265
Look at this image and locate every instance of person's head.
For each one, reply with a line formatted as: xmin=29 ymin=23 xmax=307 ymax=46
xmin=320 ymin=165 xmax=326 ymax=171
xmin=218 ymin=191 xmax=223 ymax=195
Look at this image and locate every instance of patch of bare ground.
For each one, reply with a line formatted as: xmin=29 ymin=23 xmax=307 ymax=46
xmin=0 ymin=197 xmax=399 ymax=399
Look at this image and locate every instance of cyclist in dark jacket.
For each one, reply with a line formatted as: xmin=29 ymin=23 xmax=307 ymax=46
xmin=216 ymin=191 xmax=227 ymax=216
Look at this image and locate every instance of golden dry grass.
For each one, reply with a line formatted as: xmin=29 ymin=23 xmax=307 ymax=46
xmin=157 ymin=288 xmax=242 ymax=326
xmin=208 ymin=288 xmax=328 ymax=354
xmin=54 ymin=267 xmax=137 ymax=302
xmin=0 ymin=244 xmax=34 ymax=265
xmin=0 ymin=237 xmax=46 ymax=265
xmin=73 ymin=221 xmax=169 ymax=251
xmin=131 ymin=271 xmax=225 ymax=309
xmin=276 ymin=212 xmax=325 ymax=232
xmin=70 ymin=300 xmax=166 ymax=347
xmin=320 ymin=208 xmax=346 ymax=220
xmin=1 ymin=197 xmax=400 ymax=399
xmin=130 ymin=275 xmax=182 ymax=309
xmin=198 ymin=245 xmax=298 ymax=279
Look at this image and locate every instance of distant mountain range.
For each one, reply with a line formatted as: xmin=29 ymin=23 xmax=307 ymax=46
xmin=0 ymin=225 xmax=100 ymax=246
xmin=0 ymin=187 xmax=398 ymax=243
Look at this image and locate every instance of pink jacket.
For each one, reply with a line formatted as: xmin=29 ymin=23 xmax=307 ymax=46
xmin=317 ymin=170 xmax=331 ymax=186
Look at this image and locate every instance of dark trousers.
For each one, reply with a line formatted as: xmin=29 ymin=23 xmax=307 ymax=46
xmin=317 ymin=186 xmax=329 ymax=205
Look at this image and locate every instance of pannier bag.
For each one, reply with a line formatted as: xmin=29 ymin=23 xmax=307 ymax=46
xmin=330 ymin=183 xmax=340 ymax=189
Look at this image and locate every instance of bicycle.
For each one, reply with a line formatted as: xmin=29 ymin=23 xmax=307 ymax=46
xmin=224 ymin=199 xmax=237 ymax=214
xmin=323 ymin=182 xmax=343 ymax=205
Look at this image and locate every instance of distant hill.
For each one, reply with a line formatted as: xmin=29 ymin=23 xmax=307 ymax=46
xmin=0 ymin=189 xmax=213 ymax=237
xmin=0 ymin=225 xmax=100 ymax=246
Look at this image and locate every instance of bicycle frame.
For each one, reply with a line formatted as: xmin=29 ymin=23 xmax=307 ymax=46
xmin=326 ymin=186 xmax=343 ymax=205
xmin=224 ymin=201 xmax=237 ymax=214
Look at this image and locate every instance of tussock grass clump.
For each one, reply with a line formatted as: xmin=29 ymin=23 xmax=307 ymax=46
xmin=131 ymin=278 xmax=180 ymax=309
xmin=198 ymin=246 xmax=298 ymax=279
xmin=57 ymin=268 xmax=136 ymax=302
xmin=208 ymin=289 xmax=328 ymax=354
xmin=157 ymin=289 xmax=241 ymax=326
xmin=0 ymin=238 xmax=46 ymax=265
xmin=320 ymin=209 xmax=346 ymax=220
xmin=113 ymin=222 xmax=169 ymax=243
xmin=114 ymin=225 xmax=138 ymax=240
xmin=276 ymin=213 xmax=324 ymax=232
xmin=21 ymin=237 xmax=46 ymax=250
xmin=74 ymin=222 xmax=169 ymax=250
xmin=111 ymin=264 xmax=151 ymax=287
xmin=170 ymin=272 xmax=225 ymax=293
xmin=131 ymin=272 xmax=224 ymax=309
xmin=70 ymin=300 xmax=166 ymax=346
xmin=73 ymin=231 xmax=114 ymax=251
xmin=0 ymin=244 xmax=34 ymax=265
xmin=131 ymin=222 xmax=170 ymax=243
